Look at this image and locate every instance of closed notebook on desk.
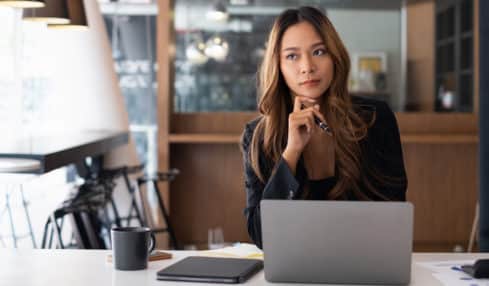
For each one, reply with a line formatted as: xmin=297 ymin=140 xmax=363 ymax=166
xmin=156 ymin=256 xmax=263 ymax=284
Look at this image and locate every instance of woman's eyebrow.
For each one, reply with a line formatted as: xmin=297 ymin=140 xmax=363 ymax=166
xmin=281 ymin=46 xmax=299 ymax=52
xmin=310 ymin=42 xmax=325 ymax=48
xmin=281 ymin=42 xmax=325 ymax=53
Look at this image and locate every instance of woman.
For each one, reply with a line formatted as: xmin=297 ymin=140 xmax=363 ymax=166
xmin=241 ymin=6 xmax=407 ymax=249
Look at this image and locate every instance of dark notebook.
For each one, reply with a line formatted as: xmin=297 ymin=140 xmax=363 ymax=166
xmin=156 ymin=256 xmax=263 ymax=284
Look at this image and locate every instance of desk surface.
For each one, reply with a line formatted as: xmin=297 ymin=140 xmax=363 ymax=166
xmin=1 ymin=249 xmax=489 ymax=286
xmin=0 ymin=130 xmax=128 ymax=173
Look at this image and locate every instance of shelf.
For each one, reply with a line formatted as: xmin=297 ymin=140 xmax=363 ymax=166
xmin=169 ymin=134 xmax=242 ymax=144
xmin=168 ymin=133 xmax=478 ymax=144
xmin=99 ymin=2 xmax=157 ymax=15
xmin=350 ymin=91 xmax=389 ymax=96
xmin=401 ymin=134 xmax=478 ymax=144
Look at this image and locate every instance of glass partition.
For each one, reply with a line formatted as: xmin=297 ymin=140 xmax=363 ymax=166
xmin=173 ymin=0 xmax=405 ymax=112
xmin=173 ymin=0 xmax=475 ymax=113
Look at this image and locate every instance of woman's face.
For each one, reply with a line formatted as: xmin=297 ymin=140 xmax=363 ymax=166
xmin=279 ymin=21 xmax=334 ymax=106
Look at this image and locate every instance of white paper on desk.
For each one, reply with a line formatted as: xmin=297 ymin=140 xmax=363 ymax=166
xmin=199 ymin=243 xmax=264 ymax=259
xmin=417 ymin=260 xmax=476 ymax=272
xmin=432 ymin=272 xmax=489 ymax=286
xmin=418 ymin=260 xmax=489 ymax=286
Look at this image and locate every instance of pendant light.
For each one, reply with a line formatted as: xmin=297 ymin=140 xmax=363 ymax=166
xmin=49 ymin=0 xmax=88 ymax=30
xmin=206 ymin=1 xmax=228 ymax=22
xmin=22 ymin=0 xmax=70 ymax=25
xmin=204 ymin=35 xmax=229 ymax=62
xmin=0 ymin=0 xmax=44 ymax=8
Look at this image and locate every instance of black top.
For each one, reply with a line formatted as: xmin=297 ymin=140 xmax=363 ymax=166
xmin=240 ymin=97 xmax=407 ymax=249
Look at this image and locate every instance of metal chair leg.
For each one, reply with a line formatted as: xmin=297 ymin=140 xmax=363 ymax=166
xmin=109 ymin=197 xmax=122 ymax=227
xmin=123 ymin=172 xmax=145 ymax=226
xmin=5 ymin=190 xmax=17 ymax=248
xmin=51 ymin=213 xmax=64 ymax=249
xmin=41 ymin=218 xmax=51 ymax=248
xmin=133 ymin=183 xmax=148 ymax=225
xmin=152 ymin=180 xmax=179 ymax=250
xmin=19 ymin=186 xmax=36 ymax=248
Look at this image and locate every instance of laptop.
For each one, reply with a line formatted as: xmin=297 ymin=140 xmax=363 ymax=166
xmin=261 ymin=200 xmax=413 ymax=284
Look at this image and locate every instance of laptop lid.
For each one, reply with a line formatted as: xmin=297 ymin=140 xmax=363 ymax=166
xmin=261 ymin=200 xmax=413 ymax=285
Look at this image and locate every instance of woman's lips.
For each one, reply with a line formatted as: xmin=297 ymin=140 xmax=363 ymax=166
xmin=300 ymin=79 xmax=320 ymax=86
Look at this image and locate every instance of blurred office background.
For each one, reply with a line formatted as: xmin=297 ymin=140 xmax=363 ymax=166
xmin=0 ymin=0 xmax=485 ymax=252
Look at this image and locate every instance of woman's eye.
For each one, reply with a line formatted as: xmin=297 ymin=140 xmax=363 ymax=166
xmin=285 ymin=54 xmax=297 ymax=60
xmin=313 ymin=49 xmax=326 ymax=56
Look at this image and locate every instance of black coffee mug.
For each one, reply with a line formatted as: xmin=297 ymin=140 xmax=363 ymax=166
xmin=111 ymin=226 xmax=155 ymax=270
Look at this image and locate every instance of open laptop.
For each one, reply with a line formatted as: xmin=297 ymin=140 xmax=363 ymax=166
xmin=261 ymin=200 xmax=413 ymax=285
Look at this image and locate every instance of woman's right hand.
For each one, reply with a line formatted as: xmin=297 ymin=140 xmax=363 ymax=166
xmin=282 ymin=96 xmax=326 ymax=174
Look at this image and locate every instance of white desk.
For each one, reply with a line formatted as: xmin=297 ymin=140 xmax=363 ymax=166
xmin=1 ymin=249 xmax=489 ymax=286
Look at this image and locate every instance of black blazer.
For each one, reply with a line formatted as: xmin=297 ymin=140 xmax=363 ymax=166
xmin=240 ymin=96 xmax=408 ymax=249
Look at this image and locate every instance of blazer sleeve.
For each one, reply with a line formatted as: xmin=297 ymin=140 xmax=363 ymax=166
xmin=241 ymin=122 xmax=300 ymax=249
xmin=364 ymin=101 xmax=408 ymax=201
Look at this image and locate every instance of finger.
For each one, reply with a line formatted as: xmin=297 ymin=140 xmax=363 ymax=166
xmin=311 ymin=108 xmax=327 ymax=124
xmin=297 ymin=96 xmax=317 ymax=104
xmin=295 ymin=114 xmax=315 ymax=133
xmin=293 ymin=95 xmax=302 ymax=112
xmin=291 ymin=115 xmax=313 ymax=133
xmin=298 ymin=108 xmax=320 ymax=123
xmin=300 ymin=106 xmax=327 ymax=125
xmin=298 ymin=96 xmax=317 ymax=109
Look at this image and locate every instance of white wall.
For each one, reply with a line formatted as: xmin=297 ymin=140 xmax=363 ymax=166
xmin=0 ymin=9 xmax=23 ymax=142
xmin=328 ymin=9 xmax=402 ymax=109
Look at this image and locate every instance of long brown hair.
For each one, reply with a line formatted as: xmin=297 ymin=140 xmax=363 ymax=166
xmin=249 ymin=6 xmax=385 ymax=200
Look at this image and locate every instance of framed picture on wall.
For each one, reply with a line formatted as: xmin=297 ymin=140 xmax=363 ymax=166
xmin=351 ymin=52 xmax=387 ymax=92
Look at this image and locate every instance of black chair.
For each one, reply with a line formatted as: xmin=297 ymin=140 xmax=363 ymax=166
xmin=137 ymin=168 xmax=180 ymax=249
xmin=41 ymin=165 xmax=181 ymax=250
xmin=100 ymin=165 xmax=180 ymax=249
xmin=41 ymin=179 xmax=113 ymax=249
xmin=99 ymin=164 xmax=146 ymax=228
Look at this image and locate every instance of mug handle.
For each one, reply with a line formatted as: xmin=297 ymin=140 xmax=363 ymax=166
xmin=148 ymin=232 xmax=156 ymax=254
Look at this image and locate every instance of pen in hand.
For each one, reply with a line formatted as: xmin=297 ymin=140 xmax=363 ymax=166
xmin=314 ymin=116 xmax=332 ymax=135
xmin=300 ymin=103 xmax=332 ymax=135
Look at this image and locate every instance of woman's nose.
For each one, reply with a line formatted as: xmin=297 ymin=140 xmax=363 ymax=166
xmin=300 ymin=56 xmax=315 ymax=74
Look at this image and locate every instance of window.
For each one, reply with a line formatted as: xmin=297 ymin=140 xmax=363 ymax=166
xmin=100 ymin=2 xmax=158 ymax=172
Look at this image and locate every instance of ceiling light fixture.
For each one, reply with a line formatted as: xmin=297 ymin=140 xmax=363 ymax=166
xmin=0 ymin=0 xmax=45 ymax=9
xmin=48 ymin=0 xmax=88 ymax=30
xmin=22 ymin=0 xmax=70 ymax=25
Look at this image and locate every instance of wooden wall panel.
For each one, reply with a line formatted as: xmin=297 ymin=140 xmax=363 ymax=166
xmin=168 ymin=141 xmax=478 ymax=250
xmin=397 ymin=113 xmax=478 ymax=134
xmin=171 ymin=113 xmax=259 ymax=134
xmin=406 ymin=0 xmax=435 ymax=112
xmin=405 ymin=143 xmax=478 ymax=250
xmin=169 ymin=144 xmax=250 ymax=247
